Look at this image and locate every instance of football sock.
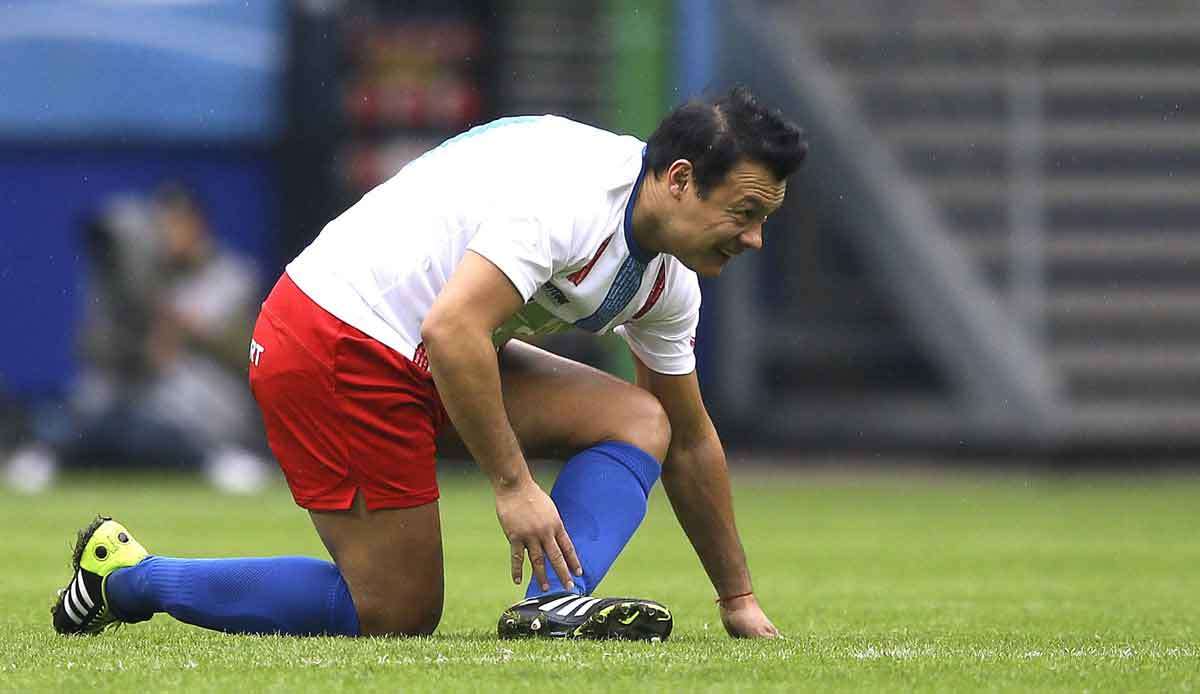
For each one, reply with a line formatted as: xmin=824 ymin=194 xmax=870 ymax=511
xmin=104 ymin=556 xmax=361 ymax=636
xmin=526 ymin=440 xmax=661 ymax=598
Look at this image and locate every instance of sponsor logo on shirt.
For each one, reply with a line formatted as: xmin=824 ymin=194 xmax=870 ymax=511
xmin=542 ymin=282 xmax=569 ymax=306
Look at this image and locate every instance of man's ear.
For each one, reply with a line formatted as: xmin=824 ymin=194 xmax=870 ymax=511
xmin=667 ymin=159 xmax=693 ymax=198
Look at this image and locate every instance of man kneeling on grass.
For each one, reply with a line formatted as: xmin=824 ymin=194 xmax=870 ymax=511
xmin=53 ymin=87 xmax=807 ymax=641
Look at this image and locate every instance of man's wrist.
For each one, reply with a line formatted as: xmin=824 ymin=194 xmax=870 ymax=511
xmin=715 ymin=579 xmax=755 ymax=608
xmin=490 ymin=467 xmax=534 ymax=493
xmin=716 ymin=591 xmax=757 ymax=610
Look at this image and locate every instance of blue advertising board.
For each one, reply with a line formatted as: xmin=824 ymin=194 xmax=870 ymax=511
xmin=0 ymin=149 xmax=279 ymax=396
xmin=0 ymin=0 xmax=285 ymax=141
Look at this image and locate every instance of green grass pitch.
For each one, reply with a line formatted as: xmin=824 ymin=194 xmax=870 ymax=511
xmin=2 ymin=465 xmax=1198 ymax=692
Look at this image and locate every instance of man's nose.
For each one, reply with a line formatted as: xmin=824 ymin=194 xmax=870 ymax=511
xmin=739 ymin=224 xmax=763 ymax=250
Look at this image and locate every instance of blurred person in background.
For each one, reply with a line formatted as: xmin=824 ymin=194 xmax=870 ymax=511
xmin=3 ymin=183 xmax=269 ymax=494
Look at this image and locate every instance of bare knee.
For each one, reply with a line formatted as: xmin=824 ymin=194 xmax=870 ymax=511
xmin=613 ymin=389 xmax=671 ymax=462
xmin=354 ymin=596 xmax=443 ymax=637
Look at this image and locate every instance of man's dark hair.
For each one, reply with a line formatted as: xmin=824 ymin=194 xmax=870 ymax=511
xmin=645 ymin=86 xmax=807 ymax=197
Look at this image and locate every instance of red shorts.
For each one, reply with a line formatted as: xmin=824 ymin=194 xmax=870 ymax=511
xmin=248 ymin=273 xmax=448 ymax=511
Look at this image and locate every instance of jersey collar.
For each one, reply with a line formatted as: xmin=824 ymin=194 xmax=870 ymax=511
xmin=623 ymin=150 xmax=656 ymax=264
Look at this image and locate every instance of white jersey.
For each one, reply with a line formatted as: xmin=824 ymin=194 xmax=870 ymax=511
xmin=286 ymin=115 xmax=701 ymax=375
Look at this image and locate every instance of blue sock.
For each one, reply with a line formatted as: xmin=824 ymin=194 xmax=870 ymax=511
xmin=527 ymin=440 xmax=661 ymax=598
xmin=105 ymin=556 xmax=361 ymax=636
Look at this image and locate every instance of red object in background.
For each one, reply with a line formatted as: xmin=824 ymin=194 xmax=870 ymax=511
xmin=341 ymin=136 xmax=442 ymax=192
xmin=339 ymin=14 xmax=486 ymax=194
xmin=428 ymin=78 xmax=482 ymax=128
xmin=345 ymin=76 xmax=482 ymax=130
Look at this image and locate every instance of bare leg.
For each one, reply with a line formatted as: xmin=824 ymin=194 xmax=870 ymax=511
xmin=441 ymin=340 xmax=670 ymax=600
xmin=439 ymin=340 xmax=670 ymax=461
xmin=309 ymin=493 xmax=445 ymax=636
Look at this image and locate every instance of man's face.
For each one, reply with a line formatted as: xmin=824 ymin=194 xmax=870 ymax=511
xmin=662 ymin=159 xmax=787 ymax=277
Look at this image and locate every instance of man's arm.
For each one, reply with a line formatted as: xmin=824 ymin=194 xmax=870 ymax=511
xmin=422 ymin=251 xmax=581 ymax=591
xmin=633 ymin=356 xmax=780 ymax=638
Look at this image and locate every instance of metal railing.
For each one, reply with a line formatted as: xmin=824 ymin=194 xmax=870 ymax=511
xmin=707 ymin=1 xmax=1064 ymax=445
xmin=1006 ymin=19 xmax=1047 ymax=342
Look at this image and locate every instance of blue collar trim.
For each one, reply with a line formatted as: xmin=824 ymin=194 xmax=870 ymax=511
xmin=623 ymin=152 xmax=655 ymax=264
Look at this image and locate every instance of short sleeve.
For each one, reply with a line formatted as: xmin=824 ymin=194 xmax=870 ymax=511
xmin=614 ymin=266 xmax=701 ymax=375
xmin=466 ymin=216 xmax=554 ymax=301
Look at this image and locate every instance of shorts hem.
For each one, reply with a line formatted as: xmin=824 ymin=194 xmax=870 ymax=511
xmin=291 ymin=488 xmax=440 ymax=512
xmin=362 ymin=491 xmax=440 ymax=511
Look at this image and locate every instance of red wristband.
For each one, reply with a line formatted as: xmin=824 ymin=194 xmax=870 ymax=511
xmin=715 ymin=591 xmax=754 ymax=605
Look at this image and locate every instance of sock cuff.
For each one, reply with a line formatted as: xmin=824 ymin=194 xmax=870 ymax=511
xmin=104 ymin=556 xmax=163 ymax=623
xmin=589 ymin=441 xmax=661 ymax=495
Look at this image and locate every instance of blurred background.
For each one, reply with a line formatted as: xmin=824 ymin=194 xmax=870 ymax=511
xmin=2 ymin=0 xmax=1198 ymax=496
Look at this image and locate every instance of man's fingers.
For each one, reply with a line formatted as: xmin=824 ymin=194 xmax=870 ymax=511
xmin=510 ymin=541 xmax=524 ymax=584
xmin=757 ymin=621 xmax=782 ymax=638
xmin=528 ymin=545 xmax=549 ymax=591
xmin=555 ymin=528 xmax=583 ymax=581
xmin=542 ymin=535 xmax=575 ymax=592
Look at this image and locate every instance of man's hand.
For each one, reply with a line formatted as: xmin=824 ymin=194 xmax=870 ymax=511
xmin=495 ymin=478 xmax=582 ymax=592
xmin=633 ymin=359 xmax=777 ymax=640
xmin=422 ymin=251 xmax=579 ymax=593
xmin=718 ymin=594 xmax=781 ymax=638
